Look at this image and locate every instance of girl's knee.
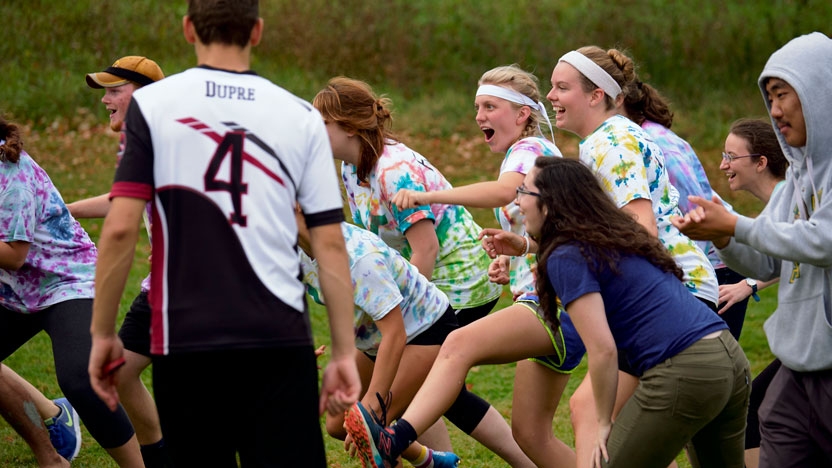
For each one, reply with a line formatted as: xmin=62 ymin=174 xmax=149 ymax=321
xmin=437 ymin=328 xmax=476 ymax=363
xmin=511 ymin=419 xmax=537 ymax=449
xmin=568 ymin=385 xmax=594 ymax=427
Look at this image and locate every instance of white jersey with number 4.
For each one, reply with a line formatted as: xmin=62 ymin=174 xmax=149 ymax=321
xmin=111 ymin=65 xmax=344 ymax=355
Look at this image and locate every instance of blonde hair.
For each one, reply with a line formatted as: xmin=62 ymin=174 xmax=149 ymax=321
xmin=478 ymin=65 xmax=546 ymax=139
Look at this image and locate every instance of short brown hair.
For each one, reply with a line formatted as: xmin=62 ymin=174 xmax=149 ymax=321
xmin=729 ymin=118 xmax=789 ymax=179
xmin=187 ymin=0 xmax=259 ymax=47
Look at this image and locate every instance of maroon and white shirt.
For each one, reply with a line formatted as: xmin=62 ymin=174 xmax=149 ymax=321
xmin=113 ymin=65 xmax=344 ymax=355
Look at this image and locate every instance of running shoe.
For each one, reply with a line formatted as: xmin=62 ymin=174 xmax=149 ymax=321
xmin=45 ymin=397 xmax=82 ymax=461
xmin=344 ymin=400 xmax=400 ymax=468
xmin=431 ymin=450 xmax=461 ymax=468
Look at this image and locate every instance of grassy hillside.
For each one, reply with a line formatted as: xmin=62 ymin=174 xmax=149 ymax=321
xmin=2 ymin=1 xmax=830 ymax=145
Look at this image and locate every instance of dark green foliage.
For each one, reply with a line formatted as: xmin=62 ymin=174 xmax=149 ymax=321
xmin=2 ymin=0 xmax=830 ymax=146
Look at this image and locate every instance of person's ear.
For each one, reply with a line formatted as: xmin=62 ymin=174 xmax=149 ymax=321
xmin=249 ymin=18 xmax=264 ymax=46
xmin=757 ymin=155 xmax=769 ymax=173
xmin=182 ymin=15 xmax=197 ymax=44
xmin=516 ymin=106 xmax=532 ymax=126
xmin=588 ymin=88 xmax=606 ymax=107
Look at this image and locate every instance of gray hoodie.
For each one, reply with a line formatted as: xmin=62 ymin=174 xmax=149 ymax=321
xmin=718 ymin=32 xmax=832 ymax=372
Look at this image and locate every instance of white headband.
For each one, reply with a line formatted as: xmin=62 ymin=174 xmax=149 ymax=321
xmin=558 ymin=50 xmax=622 ymax=99
xmin=476 ymin=84 xmax=555 ymax=141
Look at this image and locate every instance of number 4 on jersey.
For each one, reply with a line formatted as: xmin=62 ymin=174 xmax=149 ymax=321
xmin=204 ymin=131 xmax=248 ymax=226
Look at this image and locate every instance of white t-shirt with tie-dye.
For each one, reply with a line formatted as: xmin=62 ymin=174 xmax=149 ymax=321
xmin=494 ymin=137 xmax=562 ymax=300
xmin=578 ymin=115 xmax=718 ymax=304
xmin=0 ymin=151 xmax=96 ymax=313
xmin=342 ymin=141 xmax=502 ymax=310
xmin=300 ymin=223 xmax=450 ymax=355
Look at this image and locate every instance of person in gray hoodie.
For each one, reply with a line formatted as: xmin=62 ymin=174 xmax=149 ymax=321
xmin=672 ymin=31 xmax=832 ymax=468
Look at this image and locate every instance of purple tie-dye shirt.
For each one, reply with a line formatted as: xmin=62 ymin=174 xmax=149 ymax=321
xmin=0 ymin=151 xmax=96 ymax=313
xmin=641 ymin=120 xmax=727 ymax=269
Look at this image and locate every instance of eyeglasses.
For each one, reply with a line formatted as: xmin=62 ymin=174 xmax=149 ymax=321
xmin=721 ymin=152 xmax=761 ymax=163
xmin=515 ymin=184 xmax=541 ymax=200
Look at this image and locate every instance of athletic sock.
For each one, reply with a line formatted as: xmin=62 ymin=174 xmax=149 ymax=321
xmin=391 ymin=418 xmax=418 ymax=457
xmin=411 ymin=446 xmax=433 ymax=467
xmin=140 ymin=438 xmax=170 ymax=468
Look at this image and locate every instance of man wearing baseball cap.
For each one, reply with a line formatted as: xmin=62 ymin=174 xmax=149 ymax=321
xmin=70 ymin=55 xmax=168 ymax=468
xmin=85 ymin=56 xmax=164 ymax=132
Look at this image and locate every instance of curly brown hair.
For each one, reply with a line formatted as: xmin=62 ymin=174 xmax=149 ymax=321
xmin=532 ymin=157 xmax=683 ymax=326
xmin=0 ymin=116 xmax=22 ymax=164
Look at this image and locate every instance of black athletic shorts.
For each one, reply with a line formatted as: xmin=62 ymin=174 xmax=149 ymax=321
xmin=118 ymin=291 xmax=152 ymax=357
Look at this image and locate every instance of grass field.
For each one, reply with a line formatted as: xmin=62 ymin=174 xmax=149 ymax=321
xmin=0 ymin=118 xmax=778 ymax=467
xmin=1 ymin=0 xmax=817 ymax=465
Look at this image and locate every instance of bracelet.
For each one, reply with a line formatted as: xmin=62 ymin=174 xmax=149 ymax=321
xmin=521 ymin=236 xmax=530 ymax=256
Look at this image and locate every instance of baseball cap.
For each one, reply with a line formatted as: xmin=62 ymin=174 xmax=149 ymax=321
xmin=86 ymin=56 xmax=164 ymax=89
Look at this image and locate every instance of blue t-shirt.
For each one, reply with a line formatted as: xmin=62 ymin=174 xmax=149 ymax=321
xmin=547 ymin=243 xmax=727 ymax=376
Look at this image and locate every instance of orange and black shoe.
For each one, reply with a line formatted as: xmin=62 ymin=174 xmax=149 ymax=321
xmin=344 ymin=400 xmax=400 ymax=468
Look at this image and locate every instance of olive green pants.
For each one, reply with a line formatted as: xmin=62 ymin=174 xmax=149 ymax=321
xmin=604 ymin=330 xmax=750 ymax=468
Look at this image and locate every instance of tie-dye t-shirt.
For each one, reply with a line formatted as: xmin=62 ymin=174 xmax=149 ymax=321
xmin=641 ymin=120 xmax=725 ymax=269
xmin=342 ymin=142 xmax=502 ymax=310
xmin=494 ymin=137 xmax=562 ymax=299
xmin=579 ymin=115 xmax=718 ymax=304
xmin=300 ymin=223 xmax=450 ymax=354
xmin=0 ymin=151 xmax=96 ymax=313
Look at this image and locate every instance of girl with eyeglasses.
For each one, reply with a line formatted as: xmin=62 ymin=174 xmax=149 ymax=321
xmin=719 ymin=118 xmax=787 ymax=468
xmin=525 ymin=156 xmax=748 ymax=468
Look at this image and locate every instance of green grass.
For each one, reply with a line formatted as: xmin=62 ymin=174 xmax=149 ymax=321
xmin=0 ymin=0 xmax=805 ymax=464
xmin=1 ymin=119 xmax=778 ymax=466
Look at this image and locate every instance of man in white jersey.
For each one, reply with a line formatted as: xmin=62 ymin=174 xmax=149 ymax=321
xmin=87 ymin=1 xmax=360 ymax=466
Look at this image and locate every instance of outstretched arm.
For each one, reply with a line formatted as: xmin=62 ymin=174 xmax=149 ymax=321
xmin=670 ymin=195 xmax=737 ymax=248
xmin=479 ymin=228 xmax=532 ymax=257
xmin=717 ymin=277 xmax=780 ymax=314
xmin=67 ymin=193 xmax=111 ymax=219
xmin=392 ymin=172 xmax=523 ymax=210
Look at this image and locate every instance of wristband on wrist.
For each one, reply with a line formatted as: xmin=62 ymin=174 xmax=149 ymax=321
xmin=521 ymin=236 xmax=530 ymax=256
xmin=745 ymin=278 xmax=760 ymax=302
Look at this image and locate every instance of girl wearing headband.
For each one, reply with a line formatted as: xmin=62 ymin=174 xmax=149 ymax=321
xmin=380 ymin=65 xmax=584 ymax=467
xmin=312 ymin=77 xmax=529 ymax=467
xmin=547 ymin=46 xmax=720 ymax=468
